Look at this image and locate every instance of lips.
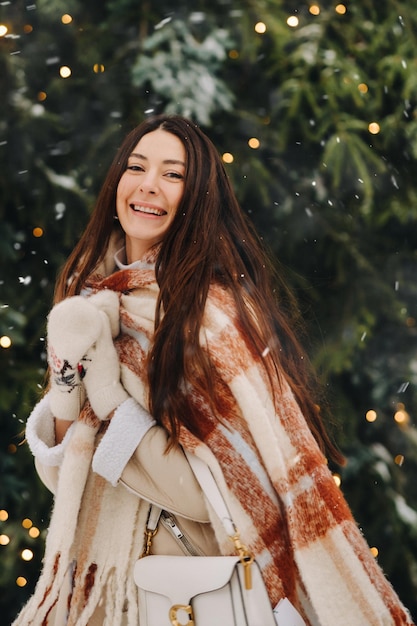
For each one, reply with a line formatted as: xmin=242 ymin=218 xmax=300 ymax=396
xmin=130 ymin=204 xmax=167 ymax=216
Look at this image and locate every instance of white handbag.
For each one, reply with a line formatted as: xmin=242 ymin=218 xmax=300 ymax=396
xmin=133 ymin=451 xmax=305 ymax=626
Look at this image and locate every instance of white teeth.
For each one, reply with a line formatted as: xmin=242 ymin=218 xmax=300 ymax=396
xmin=132 ymin=204 xmax=165 ymax=216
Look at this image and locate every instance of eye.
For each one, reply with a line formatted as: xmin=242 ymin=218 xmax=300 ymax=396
xmin=166 ymin=171 xmax=184 ymax=180
xmin=126 ymin=164 xmax=144 ymax=172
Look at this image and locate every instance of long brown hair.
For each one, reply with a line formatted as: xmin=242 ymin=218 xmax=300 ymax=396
xmin=55 ymin=114 xmax=343 ymax=464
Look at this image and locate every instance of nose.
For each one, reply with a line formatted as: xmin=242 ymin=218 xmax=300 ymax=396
xmin=139 ymin=170 xmax=158 ymax=194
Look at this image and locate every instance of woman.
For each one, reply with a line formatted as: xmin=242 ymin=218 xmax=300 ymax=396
xmin=14 ymin=115 xmax=413 ymax=625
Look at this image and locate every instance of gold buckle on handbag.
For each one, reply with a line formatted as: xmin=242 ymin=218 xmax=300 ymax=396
xmin=141 ymin=527 xmax=158 ymax=558
xmin=169 ymin=604 xmax=194 ymax=626
xmin=230 ymin=531 xmax=254 ymax=589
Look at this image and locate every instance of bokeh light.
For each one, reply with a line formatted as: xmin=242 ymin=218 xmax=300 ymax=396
xmin=21 ymin=549 xmax=34 ymax=561
xmin=0 ymin=336 xmax=12 ymax=349
xmin=365 ymin=410 xmax=377 ymax=422
xmin=333 ymin=473 xmax=342 ymax=487
xmin=368 ymin=122 xmax=380 ymax=134
xmin=254 ymin=22 xmax=266 ymax=34
xmin=59 ymin=66 xmax=72 ymax=78
xmin=222 ymin=152 xmax=234 ymax=164
xmin=287 ymin=16 xmax=299 ymax=28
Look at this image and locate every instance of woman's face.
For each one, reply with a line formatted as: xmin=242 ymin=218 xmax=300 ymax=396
xmin=116 ymin=129 xmax=186 ymax=263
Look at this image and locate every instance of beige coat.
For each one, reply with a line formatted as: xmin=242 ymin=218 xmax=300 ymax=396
xmin=36 ymin=424 xmax=221 ymax=559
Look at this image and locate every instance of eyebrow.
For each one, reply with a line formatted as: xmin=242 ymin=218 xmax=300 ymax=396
xmin=129 ymin=152 xmax=186 ymax=167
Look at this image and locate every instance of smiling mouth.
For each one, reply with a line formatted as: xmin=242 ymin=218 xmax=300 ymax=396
xmin=130 ymin=204 xmax=167 ymax=216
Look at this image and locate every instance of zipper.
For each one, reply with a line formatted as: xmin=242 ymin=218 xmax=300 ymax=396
xmin=160 ymin=510 xmax=203 ymax=556
xmin=116 ymin=482 xmax=206 ymax=558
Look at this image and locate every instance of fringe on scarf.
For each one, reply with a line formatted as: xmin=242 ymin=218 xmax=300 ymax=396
xmin=13 ymin=407 xmax=148 ymax=626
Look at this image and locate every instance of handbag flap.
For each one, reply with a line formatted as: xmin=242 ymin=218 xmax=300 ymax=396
xmin=134 ymin=555 xmax=241 ymax=606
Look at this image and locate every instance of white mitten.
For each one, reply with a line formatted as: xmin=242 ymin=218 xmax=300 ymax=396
xmin=47 ymin=296 xmax=103 ymax=421
xmin=87 ymin=289 xmax=121 ymax=338
xmin=79 ymin=310 xmax=129 ymax=420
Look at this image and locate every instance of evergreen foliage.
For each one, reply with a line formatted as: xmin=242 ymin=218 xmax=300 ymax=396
xmin=1 ymin=0 xmax=417 ymax=622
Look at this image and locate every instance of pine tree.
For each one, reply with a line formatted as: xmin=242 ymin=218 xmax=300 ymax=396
xmin=1 ymin=0 xmax=416 ymax=621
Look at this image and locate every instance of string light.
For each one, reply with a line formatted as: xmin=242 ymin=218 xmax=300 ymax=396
xmin=93 ymin=64 xmax=105 ymax=73
xmin=394 ymin=410 xmax=409 ymax=425
xmin=394 ymin=455 xmax=405 ymax=467
xmin=59 ymin=66 xmax=72 ymax=79
xmin=370 ymin=546 xmax=379 ymax=558
xmin=222 ymin=152 xmax=234 ymax=164
xmin=333 ymin=473 xmax=342 ymax=487
xmin=365 ymin=409 xmax=377 ymax=422
xmin=254 ymin=22 xmax=266 ymax=34
xmin=37 ymin=91 xmax=47 ymax=101
xmin=22 ymin=519 xmax=33 ymax=530
xmin=61 ymin=14 xmax=73 ymax=25
xmin=287 ymin=16 xmax=299 ymax=28
xmin=368 ymin=122 xmax=380 ymax=134
xmin=358 ymin=83 xmax=368 ymax=94
xmin=0 ymin=24 xmax=8 ymax=37
xmin=21 ymin=549 xmax=34 ymax=561
xmin=309 ymin=5 xmax=320 ymax=15
xmin=335 ymin=4 xmax=347 ymax=14
xmin=394 ymin=403 xmax=409 ymax=426
xmin=33 ymin=227 xmax=44 ymax=238
xmin=1 ymin=508 xmax=43 ymax=588
xmin=248 ymin=137 xmax=260 ymax=149
xmin=229 ymin=50 xmax=239 ymax=59
xmin=0 ymin=336 xmax=12 ymax=349
xmin=23 ymin=24 xmax=33 ymax=34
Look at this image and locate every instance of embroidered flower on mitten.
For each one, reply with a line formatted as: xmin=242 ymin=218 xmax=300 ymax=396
xmin=48 ymin=344 xmax=83 ymax=394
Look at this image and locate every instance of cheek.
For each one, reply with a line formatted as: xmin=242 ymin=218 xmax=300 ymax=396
xmin=172 ymin=184 xmax=185 ymax=211
xmin=116 ymin=177 xmax=130 ymax=211
xmin=116 ymin=176 xmax=126 ymax=199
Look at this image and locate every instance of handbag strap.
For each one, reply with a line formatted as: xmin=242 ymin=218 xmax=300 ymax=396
xmin=184 ymin=451 xmax=256 ymax=589
xmin=183 ymin=449 xmax=237 ymax=538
